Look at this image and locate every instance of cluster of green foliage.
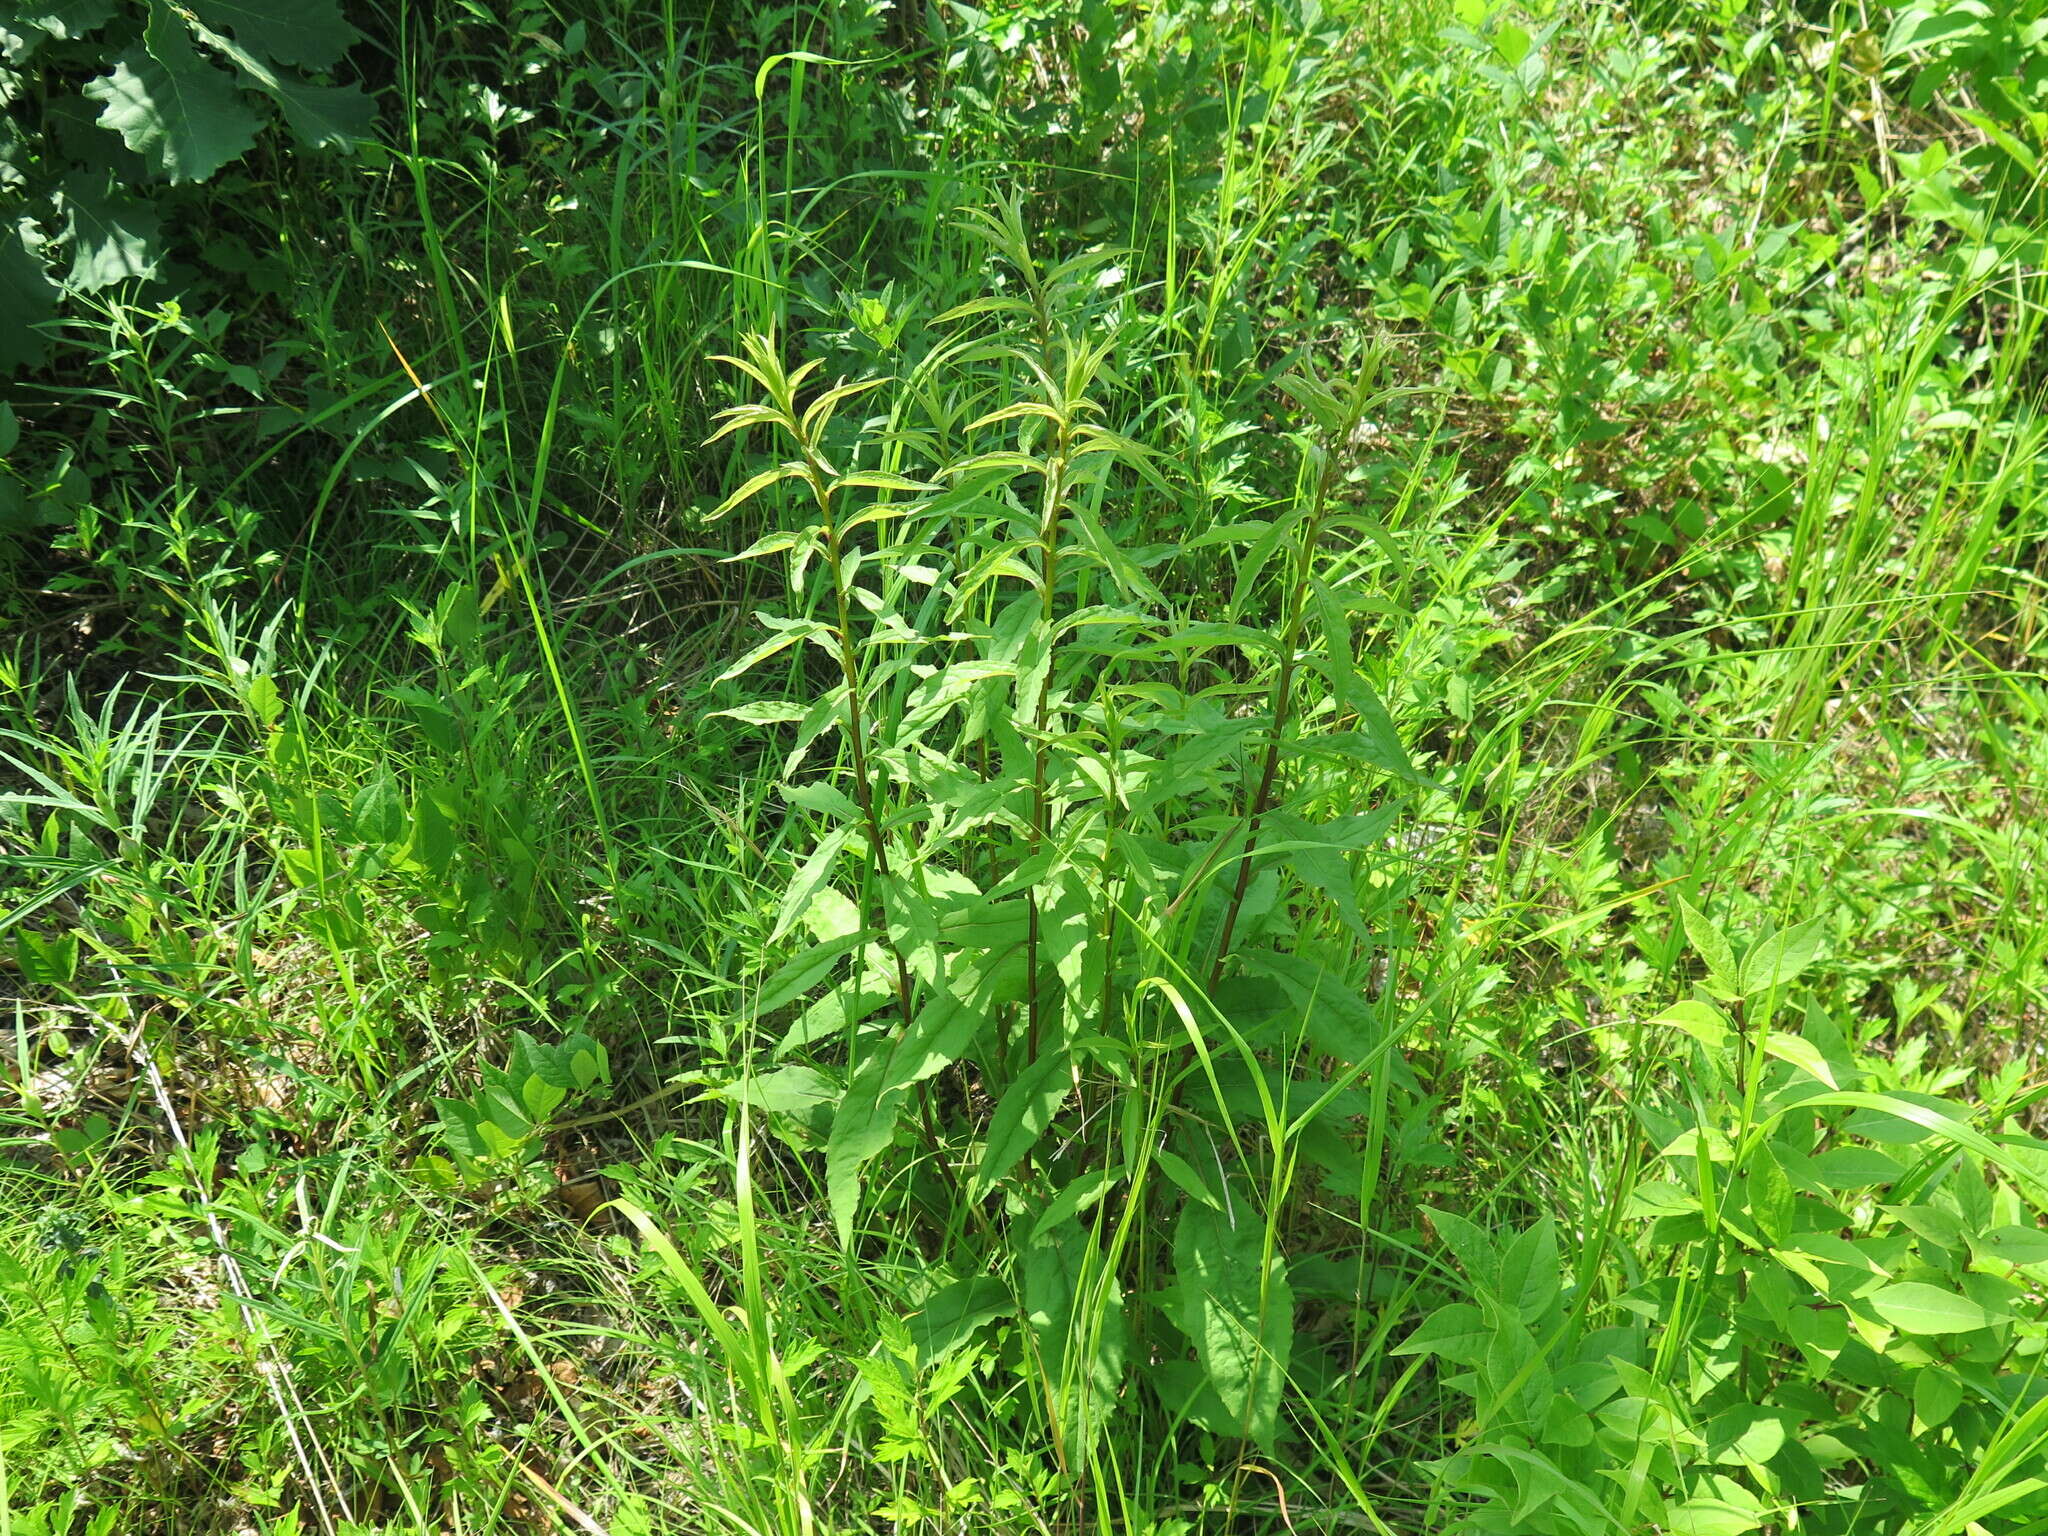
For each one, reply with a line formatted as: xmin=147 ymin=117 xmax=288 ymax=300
xmin=1 ymin=0 xmax=374 ymax=369
xmin=3 ymin=0 xmax=2048 ymax=1532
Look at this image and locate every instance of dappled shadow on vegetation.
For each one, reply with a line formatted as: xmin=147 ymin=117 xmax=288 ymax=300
xmin=4 ymin=0 xmax=2048 ymax=1533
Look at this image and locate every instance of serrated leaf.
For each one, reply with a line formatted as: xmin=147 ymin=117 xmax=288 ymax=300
xmin=84 ymin=9 xmax=262 ymax=183
xmin=190 ymin=0 xmax=362 ymax=69
xmin=1174 ymin=1197 xmax=1292 ymax=1448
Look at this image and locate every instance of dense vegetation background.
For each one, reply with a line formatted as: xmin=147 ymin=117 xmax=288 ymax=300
xmin=4 ymin=0 xmax=2048 ymax=1532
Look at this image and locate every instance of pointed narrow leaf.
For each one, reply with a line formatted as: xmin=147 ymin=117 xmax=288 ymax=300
xmin=1867 ymin=1281 xmax=2002 ymax=1335
xmin=706 ymin=700 xmax=808 ymax=725
xmin=1022 ymin=1222 xmax=1128 ymax=1464
xmin=722 ymin=527 xmax=807 ymax=562
xmin=909 ymin=1276 xmax=1013 ymax=1369
xmin=716 ymin=620 xmax=826 ymax=683
xmin=1678 ymin=896 xmax=1739 ymax=993
xmin=711 ymin=462 xmax=804 ymax=519
xmin=826 ymin=1058 xmax=904 ymax=1248
xmin=56 ymin=174 xmax=161 ymax=291
xmin=1739 ymin=917 xmax=1826 ymax=997
xmin=754 ymin=929 xmax=872 ymax=1015
xmin=1763 ymin=1030 xmax=1836 ymax=1088
xmin=975 ymin=1049 xmax=1072 ymax=1194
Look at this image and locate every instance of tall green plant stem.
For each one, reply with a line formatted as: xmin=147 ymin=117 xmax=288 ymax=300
xmin=1025 ymin=407 xmax=1075 ymax=1063
xmin=1209 ymin=378 xmax=1376 ymax=987
xmin=804 ymin=466 xmax=919 ymax=1033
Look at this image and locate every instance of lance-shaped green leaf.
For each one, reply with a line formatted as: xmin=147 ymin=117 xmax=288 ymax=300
xmin=975 ymin=1048 xmax=1072 ymax=1194
xmin=909 ymin=1276 xmax=1014 ymax=1370
xmin=1867 ymin=1281 xmax=2005 ymax=1335
xmin=717 ymin=617 xmax=828 ymax=683
xmin=827 ymin=954 xmax=1015 ymax=1245
xmin=711 ymin=460 xmax=807 ymax=519
xmin=826 ymin=1055 xmax=905 ymax=1248
xmin=1739 ymin=916 xmax=1826 ymax=997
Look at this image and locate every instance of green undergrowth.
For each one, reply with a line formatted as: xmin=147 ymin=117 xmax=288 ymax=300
xmin=3 ymin=0 xmax=2048 ymax=1532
